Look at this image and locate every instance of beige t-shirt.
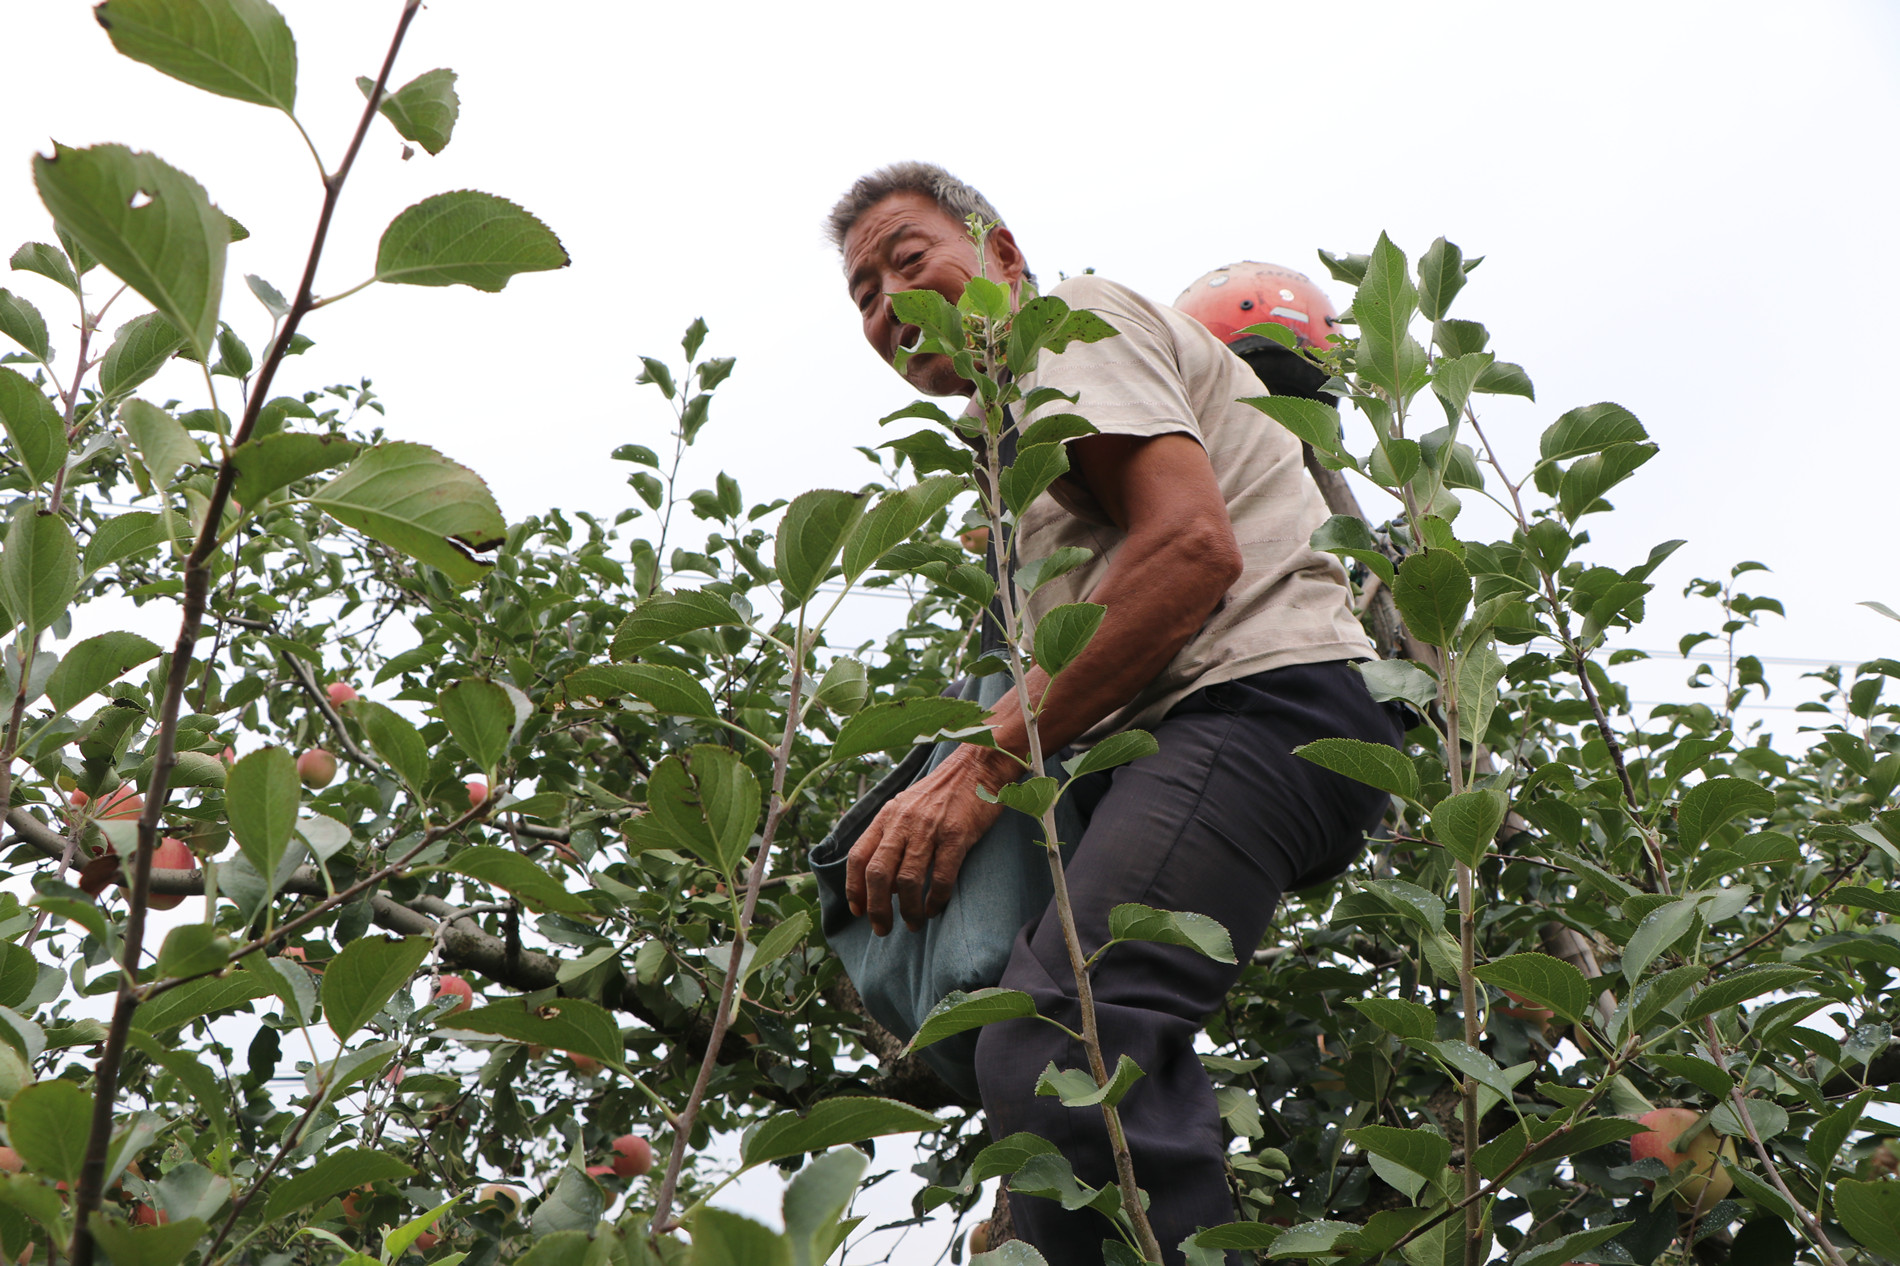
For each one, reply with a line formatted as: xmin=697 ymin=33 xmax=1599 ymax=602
xmin=1014 ymin=274 xmax=1372 ymax=742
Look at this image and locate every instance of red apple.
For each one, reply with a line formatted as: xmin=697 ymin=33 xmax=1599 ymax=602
xmin=147 ymin=838 xmax=194 ymax=911
xmin=297 ymin=749 xmax=338 ymax=789
xmin=584 ymin=1164 xmax=615 ymax=1179
xmin=435 ymin=975 xmax=475 ymax=1014
xmin=131 ymin=1203 xmax=166 ymax=1227
xmin=220 ymin=746 xmax=236 ymax=766
xmin=412 ymin=1231 xmax=440 ymax=1251
xmin=0 ymin=1147 xmax=21 ymax=1173
xmin=610 ymin=1134 xmax=652 ymax=1178
xmin=326 ymin=682 xmax=358 ymax=707
xmin=384 ymin=1063 xmax=406 ymax=1086
xmin=566 ymin=1052 xmax=602 ymax=1076
xmin=1630 ymin=1108 xmax=1737 ymax=1212
xmin=72 ymin=787 xmax=142 ymax=821
xmin=466 ymin=779 xmax=489 ymax=809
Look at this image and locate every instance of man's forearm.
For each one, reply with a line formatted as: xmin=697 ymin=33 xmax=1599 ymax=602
xmin=958 ymin=520 xmax=1240 ymax=785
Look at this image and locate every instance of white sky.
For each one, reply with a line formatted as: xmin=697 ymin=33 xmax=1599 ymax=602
xmin=5 ymin=2 xmax=1900 ymax=1260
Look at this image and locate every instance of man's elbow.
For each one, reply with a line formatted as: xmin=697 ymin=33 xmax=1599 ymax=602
xmin=1171 ymin=519 xmax=1244 ymax=605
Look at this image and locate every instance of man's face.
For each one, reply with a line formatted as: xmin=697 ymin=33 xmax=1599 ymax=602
xmin=842 ymin=190 xmax=1023 ymax=397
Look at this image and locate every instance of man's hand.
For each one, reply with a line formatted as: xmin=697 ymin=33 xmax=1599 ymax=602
xmin=845 ymin=747 xmax=1015 ymax=935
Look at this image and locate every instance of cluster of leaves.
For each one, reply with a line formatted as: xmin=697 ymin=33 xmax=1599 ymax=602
xmin=6 ymin=5 xmax=1900 ymax=1266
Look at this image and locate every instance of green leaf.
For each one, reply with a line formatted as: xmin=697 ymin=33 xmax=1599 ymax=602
xmin=745 ymin=910 xmax=812 ymax=989
xmin=996 ymin=777 xmax=1058 ymax=820
xmin=131 ymin=970 xmax=275 ymax=1032
xmin=1295 ymin=736 xmax=1418 ymax=800
xmin=841 ymin=476 xmax=963 ymax=580
xmin=1266 ymin=1221 xmax=1364 ymax=1259
xmin=1354 ymin=233 xmax=1416 ymax=347
xmin=44 ymin=632 xmax=158 ymax=714
xmin=358 ymin=68 xmax=458 ymax=156
xmin=1681 ymin=965 xmax=1816 ymax=1023
xmin=230 ymin=432 xmax=360 ymax=505
xmin=437 ymin=678 xmax=514 ymax=773
xmin=610 ymin=589 xmax=743 ymax=659
xmin=321 ymin=935 xmax=431 ymax=1040
xmin=775 ymin=488 xmax=870 ymax=607
xmin=830 ymin=696 xmax=990 ymax=762
xmin=1033 ymin=603 xmax=1105 ymax=678
xmin=1393 ymin=549 xmax=1471 ymax=646
xmin=966 ymin=1134 xmax=1059 ymax=1189
xmin=444 ymin=846 xmax=591 ymax=916
xmin=386 ymin=1196 xmax=461 ymax=1260
xmin=6 ymin=1080 xmax=93 ymax=1185
xmin=560 ymin=662 xmax=717 ymax=719
xmin=1015 ymin=546 xmax=1093 ymax=594
xmin=1 ymin=511 xmax=80 ymax=638
xmin=1063 ymin=730 xmax=1158 ymax=780
xmin=1539 ymin=402 xmax=1649 ymax=463
xmin=1558 ymin=441 xmax=1657 ymax=520
xmin=0 ymin=291 xmax=49 ymax=363
xmin=1430 ymin=789 xmax=1506 ymax=869
xmin=1309 ymin=514 xmax=1395 ymax=587
xmin=87 ymin=1214 xmax=207 ymax=1266
xmin=783 ymin=1147 xmax=867 ymax=1266
xmin=646 ymin=745 xmax=760 ymax=874
xmin=1709 ymin=1097 xmax=1787 ymax=1143
xmin=1348 ymin=997 xmax=1436 ymax=1041
xmin=98 ymin=311 xmax=186 ymax=397
xmin=261 ymin=1148 xmax=413 ymax=1221
xmin=1678 ymin=777 xmax=1774 ymax=846
xmin=33 ymin=144 xmax=226 ymax=356
xmin=119 ymin=399 xmax=198 ymax=489
xmin=154 ymin=924 xmax=232 ymax=979
xmin=310 ymin=442 xmax=505 ymax=586
xmin=1809 ymin=1089 xmax=1870 ymax=1174
xmin=94 ymin=0 xmax=297 ymax=111
xmin=999 ymin=443 xmax=1070 ymax=516
xmin=688 ymin=1208 xmax=790 ymax=1266
xmin=1621 ymin=895 xmax=1703 ymax=984
xmin=740 ymin=1097 xmax=942 ymax=1168
xmin=1512 ymin=1224 xmax=1636 ymax=1266
xmin=1347 ymin=1124 xmax=1450 ymax=1179
xmin=1473 ymin=953 xmax=1591 ymax=1025
xmin=1243 ymin=396 xmax=1346 ymax=456
xmin=907 ymin=989 xmax=1038 ymax=1053
xmin=225 ymin=747 xmax=299 ymax=887
xmin=1036 ymin=1054 xmax=1144 ymax=1108
xmin=452 ymin=998 xmax=624 ymax=1066
xmin=1355 ymin=659 xmax=1438 ymax=712
xmin=1429 ymin=351 xmax=1492 ymax=424
xmin=1474 ymin=359 xmax=1535 ymax=400
xmin=878 ymin=429 xmax=973 ymax=478
xmin=10 ymin=243 xmax=79 ymax=295
xmin=1415 ymin=237 xmax=1466 ymax=322
xmin=0 ymin=368 xmax=67 ymax=488
xmin=354 ymin=701 xmax=428 ymax=789
xmin=375 ymin=191 xmax=568 ymax=291
xmin=1107 ymin=903 xmax=1236 ymax=963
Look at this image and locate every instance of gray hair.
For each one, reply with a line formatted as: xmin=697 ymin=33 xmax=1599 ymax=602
xmin=826 ymin=161 xmax=1034 ymax=284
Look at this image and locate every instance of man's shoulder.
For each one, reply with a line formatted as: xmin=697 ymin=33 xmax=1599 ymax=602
xmin=1046 ymin=273 xmax=1154 ymax=314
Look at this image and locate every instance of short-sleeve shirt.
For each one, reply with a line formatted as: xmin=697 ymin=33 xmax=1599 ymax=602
xmin=1014 ymin=274 xmax=1372 ymax=743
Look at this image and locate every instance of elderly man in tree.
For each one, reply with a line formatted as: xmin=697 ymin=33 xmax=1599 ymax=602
xmin=829 ymin=162 xmax=1400 ymax=1265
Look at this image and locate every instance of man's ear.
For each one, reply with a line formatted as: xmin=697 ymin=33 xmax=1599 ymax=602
xmin=987 ymin=224 xmax=1028 ymax=291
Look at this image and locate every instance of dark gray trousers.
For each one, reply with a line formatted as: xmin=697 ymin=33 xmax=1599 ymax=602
xmin=973 ymin=660 xmax=1401 ymax=1266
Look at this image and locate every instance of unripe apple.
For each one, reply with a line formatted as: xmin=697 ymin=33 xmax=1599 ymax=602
xmin=959 ymin=526 xmax=990 ymax=554
xmin=1630 ymin=1108 xmax=1737 ymax=1213
xmin=326 ymin=681 xmax=358 ymax=707
xmin=147 ymin=838 xmax=194 ymax=911
xmin=566 ymin=1052 xmax=602 ymax=1076
xmin=479 ymin=1185 xmax=523 ymax=1219
xmin=434 ymin=975 xmax=475 ymax=1014
xmin=297 ymin=749 xmax=338 ymax=789
xmin=969 ymin=1221 xmax=990 ymax=1255
xmin=466 ymin=779 xmax=489 ymax=809
xmin=611 ymin=1134 xmax=652 ymax=1178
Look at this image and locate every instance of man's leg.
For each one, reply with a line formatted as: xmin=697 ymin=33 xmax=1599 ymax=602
xmin=974 ymin=662 xmax=1398 ymax=1265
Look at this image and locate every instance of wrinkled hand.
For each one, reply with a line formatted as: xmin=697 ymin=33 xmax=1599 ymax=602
xmin=845 ymin=750 xmax=1011 ymax=936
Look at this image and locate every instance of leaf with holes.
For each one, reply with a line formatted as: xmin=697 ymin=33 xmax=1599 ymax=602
xmin=45 ymin=632 xmax=160 ymax=714
xmin=230 ymin=432 xmax=359 ymax=506
xmin=451 ymin=999 xmax=623 ymax=1066
xmin=646 ymin=745 xmax=760 ymax=875
xmin=33 ymin=144 xmax=226 ymax=356
xmin=311 ymin=442 xmax=504 ymax=586
xmin=375 ymin=191 xmax=568 ymax=291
